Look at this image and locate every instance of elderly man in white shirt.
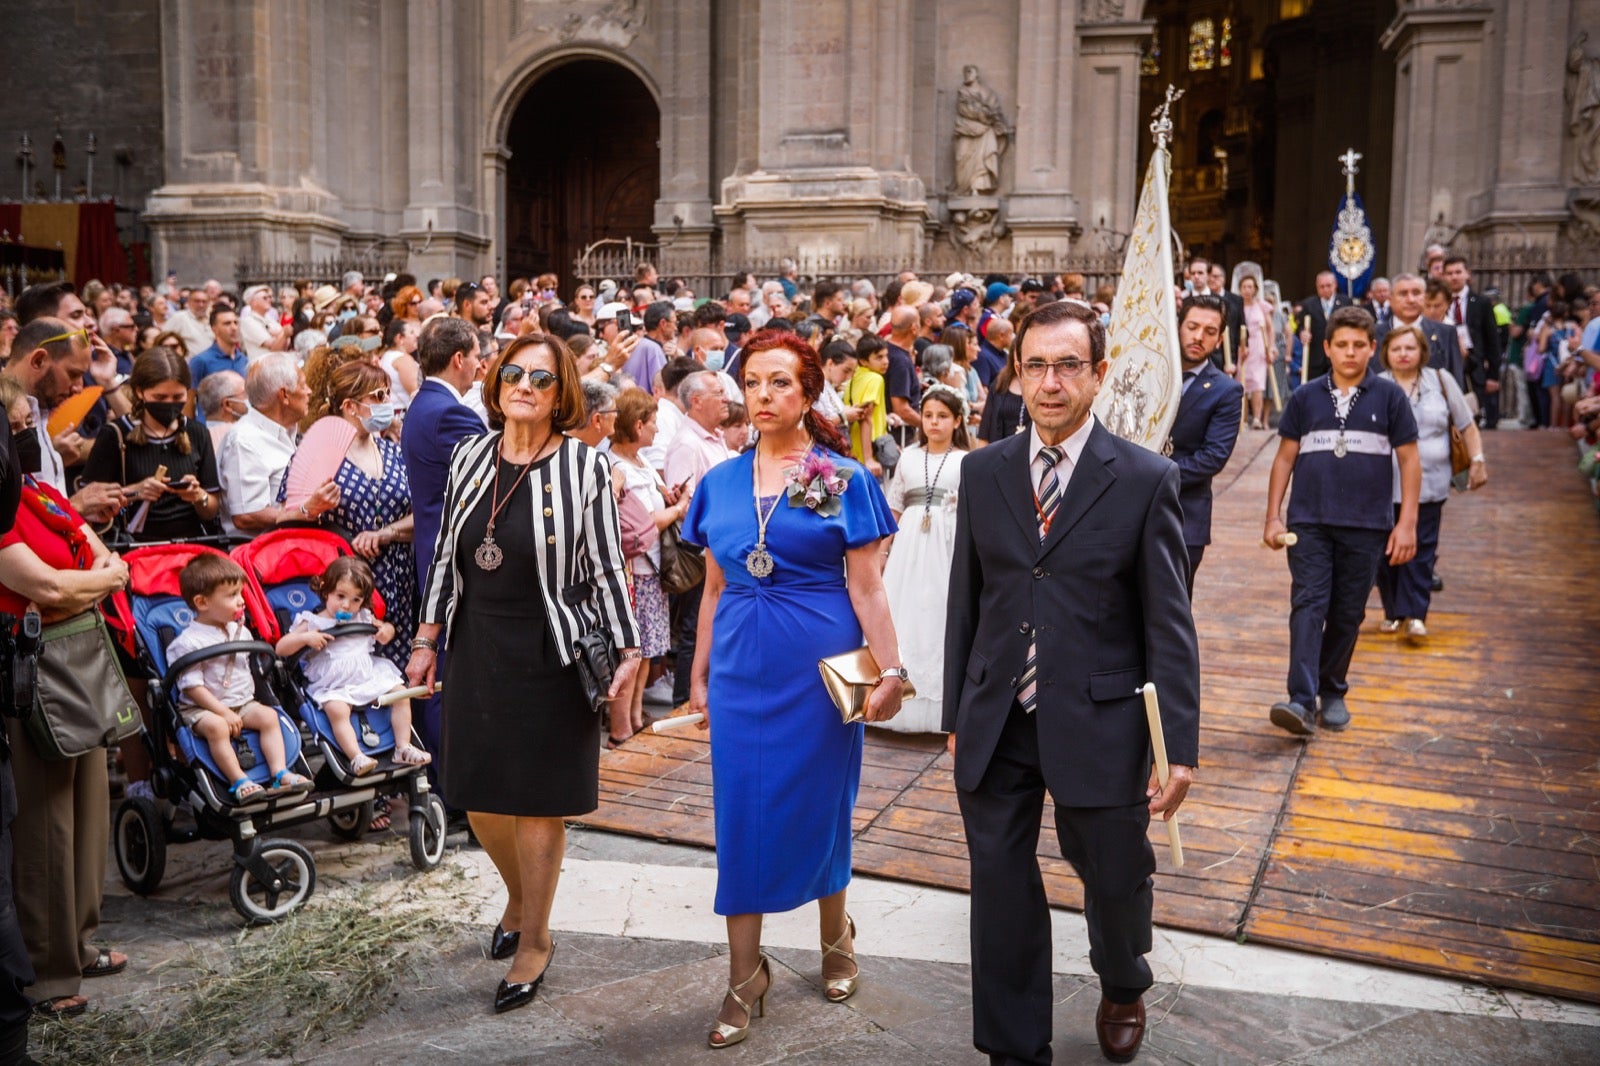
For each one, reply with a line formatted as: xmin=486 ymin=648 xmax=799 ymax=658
xmin=238 ymin=284 xmax=288 ymax=362
xmin=218 ymin=353 xmax=339 ymax=535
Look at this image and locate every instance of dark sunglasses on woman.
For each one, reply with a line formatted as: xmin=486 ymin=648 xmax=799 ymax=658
xmin=498 ymin=365 xmax=558 ymax=390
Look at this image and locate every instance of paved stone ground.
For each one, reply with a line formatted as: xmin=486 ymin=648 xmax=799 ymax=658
xmin=31 ymin=821 xmax=1599 ymax=1066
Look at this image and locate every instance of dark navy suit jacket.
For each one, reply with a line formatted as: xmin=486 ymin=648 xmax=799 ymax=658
xmin=1375 ymin=317 xmax=1464 ymax=389
xmin=401 ymin=379 xmax=488 ymax=589
xmin=942 ymin=421 xmax=1201 ymax=805
xmin=1167 ymin=360 xmax=1243 ymax=548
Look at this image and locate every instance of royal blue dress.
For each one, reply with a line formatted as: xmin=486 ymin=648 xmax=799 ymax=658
xmin=683 ymin=448 xmax=897 ymax=916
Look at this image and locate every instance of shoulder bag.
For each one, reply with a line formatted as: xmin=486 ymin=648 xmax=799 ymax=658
xmin=24 ymin=610 xmax=142 ymax=760
xmin=1437 ymin=370 xmax=1472 ymax=476
xmin=656 ymin=520 xmax=705 ymax=595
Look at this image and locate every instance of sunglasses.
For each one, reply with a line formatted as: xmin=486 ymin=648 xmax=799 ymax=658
xmin=38 ymin=328 xmax=88 ymax=346
xmin=498 ymin=365 xmax=558 ymax=390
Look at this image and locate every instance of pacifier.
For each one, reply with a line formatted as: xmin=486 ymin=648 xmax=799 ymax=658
xmin=334 ymin=610 xmax=354 ymax=622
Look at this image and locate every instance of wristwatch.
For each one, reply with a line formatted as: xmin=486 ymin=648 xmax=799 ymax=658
xmin=878 ymin=666 xmax=909 ymax=683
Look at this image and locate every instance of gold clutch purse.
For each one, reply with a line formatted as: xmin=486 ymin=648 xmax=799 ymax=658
xmin=818 ymin=647 xmax=916 ymax=724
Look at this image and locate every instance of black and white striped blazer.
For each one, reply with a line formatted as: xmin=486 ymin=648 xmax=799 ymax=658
xmin=419 ymin=432 xmax=639 ymax=664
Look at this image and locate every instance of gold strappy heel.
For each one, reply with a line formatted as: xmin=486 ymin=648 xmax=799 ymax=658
xmin=820 ymin=914 xmax=859 ymax=1003
xmin=708 ymin=955 xmax=770 ymax=1049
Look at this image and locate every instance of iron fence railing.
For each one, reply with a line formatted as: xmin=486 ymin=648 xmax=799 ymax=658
xmin=234 ymin=253 xmax=411 ymax=296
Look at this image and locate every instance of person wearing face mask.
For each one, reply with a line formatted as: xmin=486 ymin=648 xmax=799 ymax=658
xmin=80 ymin=349 xmax=223 ymax=543
xmin=687 ymin=326 xmax=741 ymax=402
xmin=283 ymin=361 xmax=416 ymax=669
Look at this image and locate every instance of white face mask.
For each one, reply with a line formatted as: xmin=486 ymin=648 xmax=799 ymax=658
xmin=703 ymin=349 xmax=726 ymax=371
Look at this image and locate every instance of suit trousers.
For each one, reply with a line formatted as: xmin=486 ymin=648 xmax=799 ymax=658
xmin=670 ymin=580 xmax=703 ymax=707
xmin=3 ymin=718 xmax=108 ymax=1001
xmin=1285 ymin=525 xmax=1388 ymax=708
xmin=1184 ymin=544 xmax=1205 ymax=599
xmin=1376 ymin=501 xmax=1444 ymax=623
xmin=958 ymin=702 xmax=1155 ymax=1066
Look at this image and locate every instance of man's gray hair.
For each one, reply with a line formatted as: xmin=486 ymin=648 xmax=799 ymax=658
xmin=1371 ymin=276 xmax=1390 ymax=289
xmin=247 ymin=352 xmax=300 ymax=408
xmin=342 ymin=271 xmax=364 ymax=290
xmin=1391 ymin=272 xmax=1422 ymax=287
xmin=581 ymin=379 xmax=618 ymax=419
xmin=677 ymin=370 xmax=719 ymax=409
xmin=197 ymin=370 xmax=245 ymax=417
xmin=851 ymin=278 xmax=876 ymax=298
xmin=921 ymin=344 xmax=953 ymax=380
xmin=98 ymin=307 xmax=133 ymax=333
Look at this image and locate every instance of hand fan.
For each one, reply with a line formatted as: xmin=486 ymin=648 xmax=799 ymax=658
xmin=283 ymin=416 xmax=356 ymax=510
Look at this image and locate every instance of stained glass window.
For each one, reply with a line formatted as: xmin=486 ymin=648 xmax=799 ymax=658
xmin=1220 ymin=17 xmax=1233 ymax=67
xmin=1141 ymin=37 xmax=1161 ymax=77
xmin=1188 ymin=18 xmax=1216 ymax=72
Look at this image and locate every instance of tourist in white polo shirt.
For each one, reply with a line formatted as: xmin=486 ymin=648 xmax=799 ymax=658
xmin=218 ymin=353 xmax=339 ymax=535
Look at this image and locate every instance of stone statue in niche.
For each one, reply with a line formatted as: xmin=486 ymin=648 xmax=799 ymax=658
xmin=1568 ymin=32 xmax=1600 ymax=185
xmin=952 ymin=65 xmax=1012 ymax=196
xmin=537 ymin=0 xmax=646 ymax=48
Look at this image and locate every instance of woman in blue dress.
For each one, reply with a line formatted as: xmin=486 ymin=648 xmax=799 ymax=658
xmin=682 ymin=329 xmax=905 ymax=1049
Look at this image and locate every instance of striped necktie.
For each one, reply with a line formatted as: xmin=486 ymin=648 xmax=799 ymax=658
xmin=1018 ymin=445 xmax=1064 ymax=714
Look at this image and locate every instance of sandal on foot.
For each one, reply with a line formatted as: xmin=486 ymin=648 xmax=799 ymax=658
xmin=393 ymin=743 xmax=432 ymax=767
xmin=33 ymin=994 xmax=88 ymax=1018
xmin=604 ymin=732 xmax=634 ymax=750
xmin=228 ymin=777 xmax=264 ymax=804
xmin=708 ymin=955 xmax=770 ymax=1049
xmin=270 ymin=769 xmax=313 ymax=794
xmin=83 ymin=950 xmax=127 ymax=978
xmin=350 ymin=753 xmax=379 ymax=776
xmin=369 ymin=799 xmax=393 ymax=833
xmin=820 ymin=915 xmax=860 ymax=1002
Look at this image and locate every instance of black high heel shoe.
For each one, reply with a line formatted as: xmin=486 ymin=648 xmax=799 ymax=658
xmin=493 ymin=942 xmax=555 ymax=1014
xmin=490 ymin=922 xmax=520 ymax=961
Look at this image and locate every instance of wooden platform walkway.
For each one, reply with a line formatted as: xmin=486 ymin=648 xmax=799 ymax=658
xmin=585 ymin=429 xmax=1600 ymax=1003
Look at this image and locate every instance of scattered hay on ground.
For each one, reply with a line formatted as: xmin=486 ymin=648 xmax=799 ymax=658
xmin=32 ymin=890 xmax=450 ymax=1065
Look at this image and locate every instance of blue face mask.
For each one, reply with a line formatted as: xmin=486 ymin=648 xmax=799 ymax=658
xmin=360 ymin=402 xmax=395 ymax=434
xmin=704 ymin=348 xmax=726 ymax=371
xmin=333 ymin=610 xmax=353 ymax=622
xmin=1100 ymin=312 xmax=1112 ymax=330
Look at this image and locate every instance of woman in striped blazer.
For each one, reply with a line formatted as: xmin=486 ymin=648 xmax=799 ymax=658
xmin=406 ymin=333 xmax=640 ymax=1015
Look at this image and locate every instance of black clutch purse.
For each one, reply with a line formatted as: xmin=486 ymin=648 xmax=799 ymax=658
xmin=572 ymin=631 xmax=617 ymax=714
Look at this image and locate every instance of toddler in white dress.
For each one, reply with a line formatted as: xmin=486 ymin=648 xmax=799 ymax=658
xmin=274 ymin=556 xmax=430 ymax=775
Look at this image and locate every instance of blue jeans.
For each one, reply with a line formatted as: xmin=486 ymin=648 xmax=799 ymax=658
xmin=1286 ymin=525 xmax=1389 ymax=708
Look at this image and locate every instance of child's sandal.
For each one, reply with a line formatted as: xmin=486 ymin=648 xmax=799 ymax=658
xmin=270 ymin=769 xmax=313 ymax=794
xmin=392 ymin=743 xmax=432 ymax=767
xmin=228 ymin=777 xmax=264 ymax=803
xmin=350 ymin=753 xmax=379 ymax=776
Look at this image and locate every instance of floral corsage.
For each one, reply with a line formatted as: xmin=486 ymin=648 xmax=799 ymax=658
xmin=785 ymin=452 xmax=854 ymax=516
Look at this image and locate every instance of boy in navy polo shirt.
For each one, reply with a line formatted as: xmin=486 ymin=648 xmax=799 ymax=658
xmin=1263 ymin=307 xmax=1421 ymax=735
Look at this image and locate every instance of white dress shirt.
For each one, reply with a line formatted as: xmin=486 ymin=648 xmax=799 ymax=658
xmin=1028 ymin=416 xmax=1095 ymax=499
xmin=218 ymin=407 xmax=297 ymax=534
xmin=239 ymin=306 xmax=282 ymax=362
xmin=641 ymin=398 xmax=685 ymax=471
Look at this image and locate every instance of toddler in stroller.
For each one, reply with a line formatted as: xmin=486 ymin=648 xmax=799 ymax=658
xmin=274 ymin=556 xmax=431 ymax=775
xmin=166 ymin=554 xmax=313 ymax=802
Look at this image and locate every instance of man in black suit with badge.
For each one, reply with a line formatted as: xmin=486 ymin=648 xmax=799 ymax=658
xmin=1167 ymin=295 xmax=1244 ymax=593
xmin=1375 ymin=273 xmax=1464 ymax=387
xmin=1296 ymin=271 xmax=1354 ymax=383
xmin=1442 ymin=256 xmax=1503 ymax=428
xmin=944 ymin=300 xmax=1201 ymax=1065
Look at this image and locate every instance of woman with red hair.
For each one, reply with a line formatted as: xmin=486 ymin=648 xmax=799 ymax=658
xmin=679 ymin=329 xmax=904 ymax=1048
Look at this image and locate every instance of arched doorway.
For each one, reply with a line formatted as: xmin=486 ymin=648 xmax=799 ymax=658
xmin=503 ymin=58 xmax=660 ymax=289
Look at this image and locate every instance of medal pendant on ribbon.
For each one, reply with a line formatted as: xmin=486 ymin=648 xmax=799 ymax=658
xmin=1334 ymin=436 xmax=1348 ymax=459
xmin=474 ymin=533 xmax=504 ymax=571
xmin=745 ymin=545 xmax=775 ymax=578
xmin=920 ymin=510 xmax=932 ymax=533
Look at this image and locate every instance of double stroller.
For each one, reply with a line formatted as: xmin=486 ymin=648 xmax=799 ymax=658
xmin=110 ymin=528 xmax=446 ymax=924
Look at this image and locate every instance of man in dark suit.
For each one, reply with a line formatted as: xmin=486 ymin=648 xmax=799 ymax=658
xmin=1362 ymin=277 xmax=1392 ymax=333
xmin=1207 ymin=263 xmax=1244 ymax=371
xmin=1168 ymin=295 xmax=1244 ymax=593
xmin=1375 ymin=273 xmax=1464 ymax=387
xmin=401 ymin=316 xmax=487 ymax=811
xmin=1296 ymin=271 xmax=1354 ymax=383
xmin=1442 ymin=256 xmax=1503 ymax=428
xmin=944 ymin=300 xmax=1200 ymax=1065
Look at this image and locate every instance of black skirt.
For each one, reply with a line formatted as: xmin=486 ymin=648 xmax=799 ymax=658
xmin=437 ymin=455 xmax=599 ymax=816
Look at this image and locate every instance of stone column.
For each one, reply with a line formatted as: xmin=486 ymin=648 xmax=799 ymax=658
xmin=1380 ymin=1 xmax=1495 ymax=271
xmin=1066 ymin=2 xmax=1152 ymax=258
xmin=715 ymin=0 xmax=927 ymax=267
xmin=654 ymin=0 xmax=717 ymax=273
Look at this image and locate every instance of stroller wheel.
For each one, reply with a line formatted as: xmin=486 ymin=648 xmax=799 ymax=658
xmin=327 ymin=800 xmax=375 ymax=842
xmin=229 ymin=839 xmax=316 ymax=924
xmin=409 ymin=792 xmax=447 ymax=871
xmin=114 ymin=798 xmax=168 ymax=895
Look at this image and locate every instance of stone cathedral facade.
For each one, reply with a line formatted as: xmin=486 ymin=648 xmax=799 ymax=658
xmin=0 ymin=1 xmax=1588 ymax=293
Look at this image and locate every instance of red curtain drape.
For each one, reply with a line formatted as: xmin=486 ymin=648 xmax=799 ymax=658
xmin=74 ymin=202 xmax=124 ymax=287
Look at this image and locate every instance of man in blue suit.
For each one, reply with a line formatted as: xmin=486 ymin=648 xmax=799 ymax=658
xmin=400 ymin=317 xmax=486 ymax=807
xmin=1167 ymin=295 xmax=1244 ymax=594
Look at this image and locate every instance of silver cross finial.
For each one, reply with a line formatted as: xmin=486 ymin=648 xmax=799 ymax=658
xmin=1339 ymin=148 xmax=1362 ymax=197
xmin=1149 ymin=85 xmax=1185 ymax=152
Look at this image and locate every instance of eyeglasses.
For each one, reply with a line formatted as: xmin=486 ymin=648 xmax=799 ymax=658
xmin=578 ymin=292 xmax=595 ymax=300
xmin=37 ymin=328 xmax=88 ymax=346
xmin=1018 ymin=358 xmax=1093 ymax=380
xmin=498 ymin=365 xmax=558 ymax=390
xmin=361 ymin=388 xmax=392 ymax=403
xmin=457 ymin=282 xmax=482 ymax=299
xmin=596 ymin=407 xmax=618 ymax=416
xmin=359 ymin=327 xmax=381 ymax=337
xmin=409 ymin=298 xmax=422 ymax=306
